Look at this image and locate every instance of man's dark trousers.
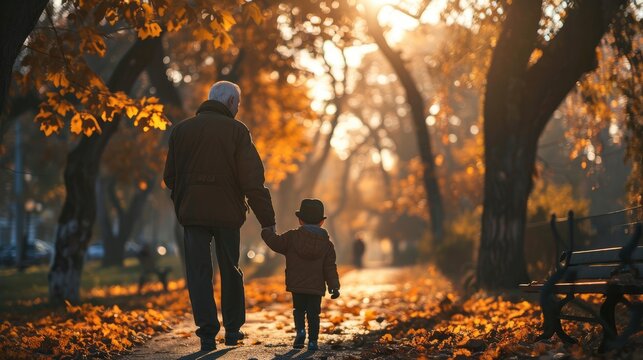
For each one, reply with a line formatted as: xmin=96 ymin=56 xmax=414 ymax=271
xmin=184 ymin=226 xmax=245 ymax=339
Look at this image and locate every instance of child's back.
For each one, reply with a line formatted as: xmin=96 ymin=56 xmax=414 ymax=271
xmin=262 ymin=224 xmax=339 ymax=296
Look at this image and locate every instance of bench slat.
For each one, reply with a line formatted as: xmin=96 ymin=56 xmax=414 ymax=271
xmin=519 ymin=281 xmax=643 ymax=294
xmin=561 ymin=263 xmax=643 ymax=281
xmin=568 ymin=246 xmax=643 ymax=265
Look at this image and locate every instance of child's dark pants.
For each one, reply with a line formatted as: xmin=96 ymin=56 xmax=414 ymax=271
xmin=292 ymin=293 xmax=322 ymax=341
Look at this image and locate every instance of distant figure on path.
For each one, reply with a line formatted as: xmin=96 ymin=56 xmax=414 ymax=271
xmin=137 ymin=243 xmax=170 ymax=294
xmin=163 ymin=81 xmax=276 ymax=352
xmin=261 ymin=198 xmax=340 ymax=351
xmin=352 ymin=236 xmax=365 ymax=269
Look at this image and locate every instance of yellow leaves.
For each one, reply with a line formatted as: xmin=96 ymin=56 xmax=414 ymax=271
xmin=126 ymin=106 xmax=139 ymax=119
xmin=36 ymin=106 xmax=63 ymax=136
xmin=128 ymin=97 xmax=169 ymax=131
xmin=56 ymin=101 xmax=74 ymax=116
xmin=70 ymin=112 xmax=101 ymax=136
xmin=243 ymin=2 xmax=263 ymax=25
xmin=167 ymin=7 xmax=188 ymax=32
xmin=453 ymin=348 xmax=472 ymax=357
xmin=213 ymin=32 xmax=233 ymax=50
xmin=137 ymin=22 xmax=162 ymax=39
xmin=527 ymin=179 xmax=590 ymax=220
xmin=70 ymin=113 xmax=82 ymax=134
xmin=79 ymin=27 xmax=107 ymax=57
xmin=140 ymin=3 xmax=154 ymax=17
xmin=528 ymin=48 xmax=543 ymax=67
xmin=105 ymin=7 xmax=119 ymax=25
xmin=38 ymin=90 xmax=170 ymax=137
xmin=167 ymin=17 xmax=187 ymax=32
xmin=193 ymin=27 xmax=214 ymax=41
xmin=47 ymin=72 xmax=69 ymax=88
xmin=21 ymin=335 xmax=44 ymax=350
xmin=380 ymin=333 xmax=394 ymax=343
xmin=218 ymin=10 xmax=237 ymax=31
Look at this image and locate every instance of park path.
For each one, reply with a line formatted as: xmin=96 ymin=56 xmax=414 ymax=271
xmin=122 ymin=266 xmax=452 ymax=360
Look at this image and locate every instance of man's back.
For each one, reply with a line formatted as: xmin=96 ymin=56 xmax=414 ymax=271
xmin=164 ymin=100 xmax=275 ymax=229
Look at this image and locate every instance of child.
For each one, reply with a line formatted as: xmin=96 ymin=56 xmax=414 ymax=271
xmin=261 ymin=198 xmax=340 ymax=351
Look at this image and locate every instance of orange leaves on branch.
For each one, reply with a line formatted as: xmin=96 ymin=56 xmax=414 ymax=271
xmin=214 ymin=32 xmax=234 ymax=51
xmin=243 ymin=2 xmax=263 ymax=25
xmin=70 ymin=112 xmax=101 ymax=136
xmin=47 ymin=72 xmax=69 ymax=88
xmin=21 ymin=0 xmax=266 ymax=139
xmin=35 ymin=86 xmax=169 ymax=137
xmin=217 ymin=10 xmax=237 ymax=31
xmin=137 ymin=22 xmax=162 ymax=39
xmin=79 ymin=27 xmax=107 ymax=56
xmin=130 ymin=97 xmax=168 ymax=132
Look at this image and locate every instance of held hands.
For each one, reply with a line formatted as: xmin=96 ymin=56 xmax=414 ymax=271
xmin=262 ymin=225 xmax=276 ymax=234
xmin=330 ymin=288 xmax=340 ymax=299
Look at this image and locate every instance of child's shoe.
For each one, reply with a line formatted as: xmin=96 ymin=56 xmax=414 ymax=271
xmin=199 ymin=338 xmax=216 ymax=352
xmin=308 ymin=340 xmax=319 ymax=351
xmin=293 ymin=329 xmax=306 ymax=349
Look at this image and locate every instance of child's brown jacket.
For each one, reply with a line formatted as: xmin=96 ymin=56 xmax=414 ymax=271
xmin=261 ymin=226 xmax=340 ymax=296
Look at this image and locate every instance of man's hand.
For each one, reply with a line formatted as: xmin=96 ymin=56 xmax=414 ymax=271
xmin=330 ymin=288 xmax=340 ymax=299
xmin=262 ymin=225 xmax=276 ymax=234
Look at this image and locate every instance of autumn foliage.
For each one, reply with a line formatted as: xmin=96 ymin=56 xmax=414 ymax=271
xmin=3 ymin=266 xmax=641 ymax=359
xmin=17 ymin=0 xmax=262 ymax=137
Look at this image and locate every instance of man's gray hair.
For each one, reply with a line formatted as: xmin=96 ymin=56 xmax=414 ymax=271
xmin=208 ymin=81 xmax=241 ymax=102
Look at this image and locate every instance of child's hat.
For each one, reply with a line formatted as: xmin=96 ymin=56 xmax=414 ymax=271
xmin=295 ymin=198 xmax=327 ymax=224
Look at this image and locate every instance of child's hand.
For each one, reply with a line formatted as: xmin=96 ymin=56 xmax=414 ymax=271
xmin=330 ymin=288 xmax=340 ymax=299
xmin=260 ymin=226 xmax=276 ymax=241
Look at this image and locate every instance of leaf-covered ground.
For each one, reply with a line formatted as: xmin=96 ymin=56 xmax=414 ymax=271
xmin=1 ymin=266 xmax=641 ymax=359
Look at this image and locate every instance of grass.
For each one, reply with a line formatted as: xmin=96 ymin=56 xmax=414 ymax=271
xmin=0 ymin=252 xmax=279 ymax=313
xmin=0 ymin=255 xmax=183 ymax=307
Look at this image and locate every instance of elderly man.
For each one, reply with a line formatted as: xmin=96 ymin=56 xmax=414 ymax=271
xmin=163 ymin=81 xmax=276 ymax=352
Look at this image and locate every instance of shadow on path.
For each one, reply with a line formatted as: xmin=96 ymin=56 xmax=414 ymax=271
xmin=273 ymin=349 xmax=316 ymax=359
xmin=178 ymin=347 xmax=234 ymax=359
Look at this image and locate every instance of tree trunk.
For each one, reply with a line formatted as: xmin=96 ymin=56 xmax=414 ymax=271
xmin=48 ymin=37 xmax=163 ymax=304
xmin=0 ymin=92 xmax=40 ymax=147
xmin=96 ymin=177 xmax=116 ymax=264
xmin=365 ymin=6 xmax=445 ymax=243
xmin=0 ymin=1 xmax=48 ymax=116
xmin=100 ymin=177 xmax=153 ymax=267
xmin=477 ymin=0 xmax=626 ymax=289
xmin=102 ymin=232 xmax=126 ymax=267
xmin=477 ymin=135 xmax=536 ymax=288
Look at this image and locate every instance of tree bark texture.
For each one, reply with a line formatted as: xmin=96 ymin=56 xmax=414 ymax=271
xmin=0 ymin=1 xmax=48 ymax=117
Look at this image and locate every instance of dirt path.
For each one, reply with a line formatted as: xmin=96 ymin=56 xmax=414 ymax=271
xmin=122 ymin=267 xmax=451 ymax=359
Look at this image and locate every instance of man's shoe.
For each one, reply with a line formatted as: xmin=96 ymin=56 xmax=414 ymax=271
xmin=308 ymin=340 xmax=319 ymax=351
xmin=224 ymin=330 xmax=245 ymax=346
xmin=200 ymin=338 xmax=216 ymax=352
xmin=293 ymin=330 xmax=306 ymax=349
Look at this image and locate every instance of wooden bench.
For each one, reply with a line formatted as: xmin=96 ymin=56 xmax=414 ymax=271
xmin=520 ymin=211 xmax=643 ymax=352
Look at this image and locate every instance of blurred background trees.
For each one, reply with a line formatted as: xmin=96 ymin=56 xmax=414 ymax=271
xmin=0 ymin=0 xmax=640 ymax=302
